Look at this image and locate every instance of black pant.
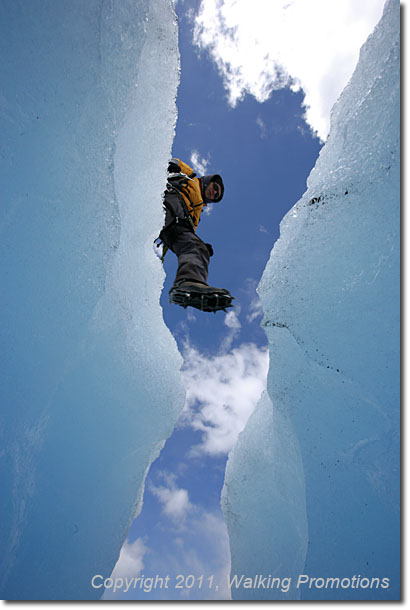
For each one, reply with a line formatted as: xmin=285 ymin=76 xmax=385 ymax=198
xmin=161 ymin=192 xmax=210 ymax=286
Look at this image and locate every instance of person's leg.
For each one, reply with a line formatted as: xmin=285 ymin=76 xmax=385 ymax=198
xmin=160 ymin=191 xmax=211 ymax=285
xmin=161 ymin=221 xmax=210 ymax=286
xmin=171 ymin=228 xmax=210 ymax=286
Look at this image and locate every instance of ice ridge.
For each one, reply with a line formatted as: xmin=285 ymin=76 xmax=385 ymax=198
xmin=222 ymin=0 xmax=400 ymax=601
xmin=0 ymin=0 xmax=182 ymax=600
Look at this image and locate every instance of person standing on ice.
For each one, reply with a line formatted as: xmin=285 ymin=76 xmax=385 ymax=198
xmin=158 ymin=158 xmax=233 ymax=313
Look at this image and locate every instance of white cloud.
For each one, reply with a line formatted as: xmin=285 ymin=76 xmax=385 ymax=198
xmin=256 ymin=116 xmax=267 ymax=139
xmin=193 ymin=0 xmax=385 ymax=140
xmin=150 ymin=479 xmax=193 ymax=524
xmin=220 ymin=308 xmax=241 ymax=352
xmin=224 ymin=309 xmax=241 ymax=330
xmin=133 ymin=472 xmax=231 ymax=599
xmin=110 ymin=537 xmax=149 ymax=581
xmin=180 ymin=342 xmax=269 ymax=455
xmin=173 ymin=510 xmax=231 ymax=599
xmin=108 ymin=496 xmax=231 ymax=600
xmin=148 ymin=474 xmax=232 ymax=599
xmin=246 ymin=295 xmax=264 ymax=323
xmin=140 ymin=502 xmax=231 ymax=599
xmin=190 ymin=149 xmax=210 ymax=175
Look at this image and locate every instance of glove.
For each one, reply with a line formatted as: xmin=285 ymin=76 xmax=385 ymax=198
xmin=205 ymin=243 xmax=214 ymax=257
xmin=168 ymin=160 xmax=181 ymax=173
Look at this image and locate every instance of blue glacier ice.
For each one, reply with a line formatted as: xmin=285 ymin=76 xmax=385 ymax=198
xmin=222 ymin=0 xmax=400 ymax=601
xmin=0 ymin=0 xmax=183 ymax=600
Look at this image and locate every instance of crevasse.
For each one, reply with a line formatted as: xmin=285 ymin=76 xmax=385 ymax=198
xmin=1 ymin=0 xmax=400 ymax=602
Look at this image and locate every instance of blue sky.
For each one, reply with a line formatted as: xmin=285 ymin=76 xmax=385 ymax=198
xmin=104 ymin=0 xmax=385 ymax=601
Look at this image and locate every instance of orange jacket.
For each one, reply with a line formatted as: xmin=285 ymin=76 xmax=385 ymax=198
xmin=168 ymin=158 xmax=205 ymax=230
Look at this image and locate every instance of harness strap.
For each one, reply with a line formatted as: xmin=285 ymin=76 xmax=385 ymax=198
xmin=165 ymin=182 xmax=196 ymax=230
xmin=156 ymin=162 xmax=201 ymax=262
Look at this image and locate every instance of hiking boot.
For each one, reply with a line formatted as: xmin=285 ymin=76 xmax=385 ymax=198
xmin=169 ymin=282 xmax=234 ymax=313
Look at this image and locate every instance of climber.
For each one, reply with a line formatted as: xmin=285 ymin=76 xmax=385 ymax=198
xmin=158 ymin=157 xmax=233 ymax=313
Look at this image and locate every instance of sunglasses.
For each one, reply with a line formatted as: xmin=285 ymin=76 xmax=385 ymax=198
xmin=211 ymin=182 xmax=221 ymax=200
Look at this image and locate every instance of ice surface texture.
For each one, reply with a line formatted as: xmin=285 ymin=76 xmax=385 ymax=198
xmin=222 ymin=0 xmax=400 ymax=600
xmin=0 ymin=0 xmax=182 ymax=600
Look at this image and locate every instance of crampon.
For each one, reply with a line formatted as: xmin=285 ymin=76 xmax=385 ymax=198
xmin=169 ymin=283 xmax=234 ymax=313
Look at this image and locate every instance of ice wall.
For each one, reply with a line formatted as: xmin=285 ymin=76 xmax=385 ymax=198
xmin=0 ymin=0 xmax=183 ymax=600
xmin=222 ymin=0 xmax=400 ymax=601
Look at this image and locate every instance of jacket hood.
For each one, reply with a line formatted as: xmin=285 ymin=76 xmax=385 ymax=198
xmin=201 ymin=174 xmax=224 ymax=203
